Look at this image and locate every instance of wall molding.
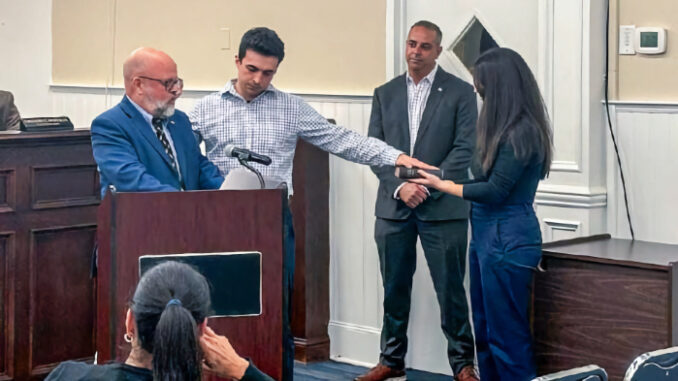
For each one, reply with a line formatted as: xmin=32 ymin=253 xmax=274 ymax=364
xmin=604 ymin=100 xmax=678 ymax=114
xmin=328 ymin=320 xmax=381 ymax=368
xmin=543 ymin=218 xmax=581 ymax=241
xmin=48 ymin=84 xmax=372 ymax=104
xmin=538 ymin=0 xmax=554 ymax=117
xmin=538 ymin=0 xmax=590 ymax=174
xmin=328 ymin=320 xmax=381 ymax=336
xmin=536 ymin=184 xmax=607 ymax=208
xmin=550 ymin=160 xmax=581 ymax=173
xmin=387 ymin=0 xmax=407 ymax=78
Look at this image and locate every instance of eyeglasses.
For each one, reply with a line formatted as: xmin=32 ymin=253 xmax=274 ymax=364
xmin=138 ymin=76 xmax=184 ymax=93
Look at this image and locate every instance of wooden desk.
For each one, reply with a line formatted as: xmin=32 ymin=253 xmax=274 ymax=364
xmin=533 ymin=234 xmax=678 ymax=380
xmin=0 ymin=130 xmax=99 ymax=380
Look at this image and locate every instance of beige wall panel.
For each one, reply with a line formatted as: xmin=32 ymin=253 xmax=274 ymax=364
xmin=52 ymin=0 xmax=113 ymax=85
xmin=54 ymin=0 xmax=386 ymax=95
xmin=617 ymin=0 xmax=678 ymax=101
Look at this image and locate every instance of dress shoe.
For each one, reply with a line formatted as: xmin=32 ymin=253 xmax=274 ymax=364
xmin=455 ymin=365 xmax=480 ymax=381
xmin=354 ymin=364 xmax=406 ymax=381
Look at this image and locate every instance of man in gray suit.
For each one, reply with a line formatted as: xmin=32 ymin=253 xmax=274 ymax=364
xmin=0 ymin=90 xmax=22 ymax=130
xmin=356 ymin=21 xmax=478 ymax=381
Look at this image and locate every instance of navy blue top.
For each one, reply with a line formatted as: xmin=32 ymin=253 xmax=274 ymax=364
xmin=46 ymin=360 xmax=273 ymax=381
xmin=462 ymin=141 xmax=543 ymax=205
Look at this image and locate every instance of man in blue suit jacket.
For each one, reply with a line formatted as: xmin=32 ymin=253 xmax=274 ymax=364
xmin=91 ymin=47 xmax=223 ymax=198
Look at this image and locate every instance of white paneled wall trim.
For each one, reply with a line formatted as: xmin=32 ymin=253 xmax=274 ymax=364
xmin=50 ymin=84 xmax=374 ymax=102
xmin=536 ymin=184 xmax=607 ymax=209
xmin=605 ymin=101 xmax=678 ymax=245
xmin=543 ymin=218 xmax=582 ymax=242
xmin=328 ymin=320 xmax=381 ymax=368
xmin=604 ymin=100 xmax=678 ymax=113
xmin=49 ymin=84 xmax=372 ymax=128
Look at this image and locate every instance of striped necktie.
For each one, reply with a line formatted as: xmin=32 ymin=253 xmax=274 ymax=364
xmin=151 ymin=117 xmax=184 ymax=189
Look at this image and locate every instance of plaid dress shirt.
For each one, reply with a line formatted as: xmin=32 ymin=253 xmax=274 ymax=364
xmin=189 ymin=80 xmax=402 ymax=194
xmin=393 ymin=65 xmax=438 ymax=199
xmin=406 ymin=64 xmax=438 ymax=155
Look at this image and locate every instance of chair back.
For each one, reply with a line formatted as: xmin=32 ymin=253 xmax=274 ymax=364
xmin=624 ymin=347 xmax=678 ymax=381
xmin=533 ymin=365 xmax=607 ymax=381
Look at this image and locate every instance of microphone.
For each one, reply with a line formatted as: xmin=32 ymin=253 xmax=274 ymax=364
xmin=225 ymin=144 xmax=272 ymax=166
xmin=394 ymin=166 xmax=445 ymax=179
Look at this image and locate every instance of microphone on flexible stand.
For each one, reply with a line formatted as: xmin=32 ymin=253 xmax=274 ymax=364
xmin=224 ymin=144 xmax=272 ymax=166
xmin=225 ymin=144 xmax=272 ymax=189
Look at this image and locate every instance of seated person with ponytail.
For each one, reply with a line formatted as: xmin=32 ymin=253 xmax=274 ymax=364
xmin=46 ymin=261 xmax=273 ymax=381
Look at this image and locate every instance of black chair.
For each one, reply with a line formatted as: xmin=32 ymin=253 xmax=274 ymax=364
xmin=533 ymin=365 xmax=607 ymax=381
xmin=624 ymin=347 xmax=678 ymax=380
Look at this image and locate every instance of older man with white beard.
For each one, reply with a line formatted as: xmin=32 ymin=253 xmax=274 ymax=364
xmin=91 ymin=47 xmax=224 ymax=197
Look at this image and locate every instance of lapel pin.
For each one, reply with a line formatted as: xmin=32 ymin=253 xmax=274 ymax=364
xmin=438 ymin=87 xmax=442 ymax=92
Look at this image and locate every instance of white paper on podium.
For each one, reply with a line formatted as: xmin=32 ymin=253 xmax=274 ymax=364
xmin=220 ymin=167 xmax=285 ymax=190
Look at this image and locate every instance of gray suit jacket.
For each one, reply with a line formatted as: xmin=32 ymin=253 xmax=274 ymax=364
xmin=0 ymin=91 xmax=21 ymax=131
xmin=369 ymin=68 xmax=477 ymax=221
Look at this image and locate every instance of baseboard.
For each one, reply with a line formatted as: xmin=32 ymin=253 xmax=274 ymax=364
xmin=294 ymin=336 xmax=330 ymax=363
xmin=327 ymin=320 xmax=381 ymax=366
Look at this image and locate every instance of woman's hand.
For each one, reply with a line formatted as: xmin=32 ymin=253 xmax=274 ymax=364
xmin=200 ymin=326 xmax=250 ymax=380
xmin=409 ymin=170 xmax=463 ymax=197
xmin=409 ymin=170 xmax=445 ymax=189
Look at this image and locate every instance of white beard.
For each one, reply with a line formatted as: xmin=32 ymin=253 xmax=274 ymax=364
xmin=144 ymin=93 xmax=176 ymax=119
xmin=153 ymin=102 xmax=175 ymax=119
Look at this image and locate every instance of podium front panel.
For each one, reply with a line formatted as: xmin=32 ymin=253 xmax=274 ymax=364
xmin=97 ymin=189 xmax=286 ymax=380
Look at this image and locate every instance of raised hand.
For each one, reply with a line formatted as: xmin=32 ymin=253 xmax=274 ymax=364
xmin=200 ymin=325 xmax=250 ymax=380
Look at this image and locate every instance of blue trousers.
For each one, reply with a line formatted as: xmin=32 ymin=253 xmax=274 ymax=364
xmin=469 ymin=203 xmax=542 ymax=381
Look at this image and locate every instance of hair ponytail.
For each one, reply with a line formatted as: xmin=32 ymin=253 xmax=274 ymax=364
xmin=130 ymin=262 xmax=211 ymax=381
xmin=152 ymin=303 xmax=201 ymax=381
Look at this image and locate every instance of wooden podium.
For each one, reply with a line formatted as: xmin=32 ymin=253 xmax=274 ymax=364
xmin=96 ymin=189 xmax=288 ymax=380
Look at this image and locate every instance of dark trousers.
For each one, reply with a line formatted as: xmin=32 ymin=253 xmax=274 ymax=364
xmin=282 ymin=203 xmax=295 ymax=381
xmin=469 ymin=203 xmax=541 ymax=381
xmin=374 ymin=216 xmax=475 ymax=375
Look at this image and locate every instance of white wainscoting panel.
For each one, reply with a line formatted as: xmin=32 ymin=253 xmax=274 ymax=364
xmin=607 ymin=102 xmax=678 ymax=244
xmin=550 ymin=0 xmax=583 ymax=172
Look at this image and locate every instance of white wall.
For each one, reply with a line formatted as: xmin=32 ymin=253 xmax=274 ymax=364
xmin=0 ymin=0 xmax=52 ymax=117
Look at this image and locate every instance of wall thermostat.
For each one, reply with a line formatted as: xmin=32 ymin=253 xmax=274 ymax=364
xmin=634 ymin=27 xmax=666 ymax=54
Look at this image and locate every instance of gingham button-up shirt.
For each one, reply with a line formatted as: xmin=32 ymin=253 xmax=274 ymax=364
xmin=189 ymin=80 xmax=402 ymax=194
xmin=406 ymin=64 xmax=438 ymax=155
xmin=393 ymin=65 xmax=438 ymax=199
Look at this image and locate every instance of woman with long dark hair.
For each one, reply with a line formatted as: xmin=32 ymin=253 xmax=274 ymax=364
xmin=47 ymin=261 xmax=272 ymax=381
xmin=410 ymin=47 xmax=552 ymax=380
